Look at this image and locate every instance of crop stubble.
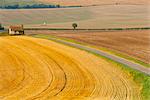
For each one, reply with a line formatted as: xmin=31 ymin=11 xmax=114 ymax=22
xmin=0 ymin=36 xmax=141 ymax=99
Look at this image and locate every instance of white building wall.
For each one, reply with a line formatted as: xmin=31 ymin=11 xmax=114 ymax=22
xmin=9 ymin=28 xmax=15 ymax=35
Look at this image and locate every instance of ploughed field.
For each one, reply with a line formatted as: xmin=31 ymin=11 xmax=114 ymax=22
xmin=0 ymin=5 xmax=149 ymax=29
xmin=26 ymin=30 xmax=150 ymax=64
xmin=0 ymin=36 xmax=141 ymax=99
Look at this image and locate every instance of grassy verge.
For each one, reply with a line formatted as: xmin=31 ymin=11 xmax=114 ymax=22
xmin=31 ymin=34 xmax=150 ymax=100
xmin=0 ymin=32 xmax=8 ymax=36
xmin=87 ymin=48 xmax=150 ymax=100
xmin=31 ymin=34 xmax=150 ymax=68
xmin=95 ymin=46 xmax=150 ymax=68
xmin=95 ymin=53 xmax=150 ymax=100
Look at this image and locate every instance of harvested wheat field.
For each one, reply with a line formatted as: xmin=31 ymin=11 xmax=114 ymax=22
xmin=0 ymin=36 xmax=141 ymax=99
xmin=0 ymin=5 xmax=149 ymax=28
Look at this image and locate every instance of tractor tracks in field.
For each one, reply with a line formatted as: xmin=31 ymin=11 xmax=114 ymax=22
xmin=0 ymin=36 xmax=142 ymax=100
xmin=1 ymin=38 xmax=68 ymax=100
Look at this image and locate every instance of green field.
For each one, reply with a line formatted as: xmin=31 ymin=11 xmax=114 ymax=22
xmin=0 ymin=5 xmax=149 ymax=29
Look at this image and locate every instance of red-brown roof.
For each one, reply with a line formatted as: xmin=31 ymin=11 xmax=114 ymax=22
xmin=10 ymin=25 xmax=24 ymax=31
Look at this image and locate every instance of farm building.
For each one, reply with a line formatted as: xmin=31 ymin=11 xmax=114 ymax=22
xmin=9 ymin=25 xmax=24 ymax=35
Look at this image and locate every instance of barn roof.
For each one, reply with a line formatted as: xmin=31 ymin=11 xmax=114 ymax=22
xmin=10 ymin=25 xmax=24 ymax=31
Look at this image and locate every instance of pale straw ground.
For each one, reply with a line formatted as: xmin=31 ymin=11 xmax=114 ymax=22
xmin=0 ymin=36 xmax=141 ymax=100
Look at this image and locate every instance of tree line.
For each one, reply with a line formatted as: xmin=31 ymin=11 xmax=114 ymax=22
xmin=0 ymin=4 xmax=61 ymax=9
xmin=0 ymin=23 xmax=4 ymax=30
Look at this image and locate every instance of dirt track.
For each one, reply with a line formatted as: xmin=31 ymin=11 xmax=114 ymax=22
xmin=0 ymin=36 xmax=141 ymax=99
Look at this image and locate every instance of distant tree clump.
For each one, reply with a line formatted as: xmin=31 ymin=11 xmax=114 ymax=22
xmin=0 ymin=4 xmax=61 ymax=9
xmin=72 ymin=23 xmax=78 ymax=30
xmin=0 ymin=23 xmax=4 ymax=30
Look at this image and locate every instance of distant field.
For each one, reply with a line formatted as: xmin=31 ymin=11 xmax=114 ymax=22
xmin=39 ymin=0 xmax=150 ymax=6
xmin=0 ymin=5 xmax=149 ymax=29
xmin=26 ymin=30 xmax=150 ymax=64
xmin=0 ymin=0 xmax=149 ymax=6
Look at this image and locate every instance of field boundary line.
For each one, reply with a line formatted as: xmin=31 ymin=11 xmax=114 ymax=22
xmin=33 ymin=36 xmax=150 ymax=76
xmin=24 ymin=27 xmax=150 ymax=31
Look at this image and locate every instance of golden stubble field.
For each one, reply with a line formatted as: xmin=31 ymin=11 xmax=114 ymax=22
xmin=0 ymin=36 xmax=141 ymax=99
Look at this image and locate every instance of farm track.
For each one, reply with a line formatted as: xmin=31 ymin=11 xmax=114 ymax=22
xmin=0 ymin=36 xmax=141 ymax=100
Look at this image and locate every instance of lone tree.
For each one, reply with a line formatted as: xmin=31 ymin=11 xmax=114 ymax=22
xmin=72 ymin=23 xmax=78 ymax=30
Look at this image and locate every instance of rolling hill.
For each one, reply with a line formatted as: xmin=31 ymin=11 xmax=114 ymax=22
xmin=0 ymin=36 xmax=142 ymax=99
xmin=0 ymin=0 xmax=149 ymax=7
xmin=1 ymin=5 xmax=149 ymax=28
xmin=39 ymin=0 xmax=149 ymax=6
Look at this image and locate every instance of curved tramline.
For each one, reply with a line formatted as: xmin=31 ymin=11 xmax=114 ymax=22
xmin=0 ymin=36 xmax=141 ymax=99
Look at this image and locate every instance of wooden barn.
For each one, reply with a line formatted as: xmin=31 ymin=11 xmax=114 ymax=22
xmin=9 ymin=25 xmax=24 ymax=35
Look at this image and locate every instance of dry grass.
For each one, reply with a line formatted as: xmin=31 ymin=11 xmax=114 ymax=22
xmin=0 ymin=36 xmax=141 ymax=99
xmin=26 ymin=30 xmax=150 ymax=64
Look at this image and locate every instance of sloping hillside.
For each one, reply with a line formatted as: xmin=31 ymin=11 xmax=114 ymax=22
xmin=0 ymin=36 xmax=141 ymax=99
xmin=1 ymin=5 xmax=149 ymax=28
xmin=0 ymin=0 xmax=149 ymax=7
xmin=39 ymin=0 xmax=149 ymax=6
